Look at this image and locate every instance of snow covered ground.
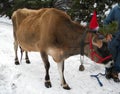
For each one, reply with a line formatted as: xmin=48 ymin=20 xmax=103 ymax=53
xmin=0 ymin=16 xmax=120 ymax=94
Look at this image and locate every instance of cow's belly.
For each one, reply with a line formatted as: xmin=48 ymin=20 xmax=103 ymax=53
xmin=47 ymin=47 xmax=80 ymax=63
xmin=17 ymin=31 xmax=41 ymax=51
xmin=47 ymin=48 xmax=65 ymax=63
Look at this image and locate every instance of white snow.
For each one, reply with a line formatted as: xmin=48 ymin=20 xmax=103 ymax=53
xmin=105 ymin=4 xmax=118 ymax=16
xmin=0 ymin=16 xmax=120 ymax=94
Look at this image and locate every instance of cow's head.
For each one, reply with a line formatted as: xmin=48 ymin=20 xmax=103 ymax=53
xmin=92 ymin=33 xmax=113 ymax=65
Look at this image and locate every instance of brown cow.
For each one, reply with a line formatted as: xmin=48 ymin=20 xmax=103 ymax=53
xmin=11 ymin=8 xmax=48 ymax=65
xmin=15 ymin=8 xmax=90 ymax=90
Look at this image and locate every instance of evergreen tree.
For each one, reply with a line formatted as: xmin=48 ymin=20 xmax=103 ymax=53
xmin=0 ymin=0 xmax=119 ymax=25
xmin=0 ymin=0 xmax=13 ymax=17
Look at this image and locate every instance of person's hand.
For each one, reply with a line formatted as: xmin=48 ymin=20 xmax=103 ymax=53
xmin=106 ymin=34 xmax=112 ymax=42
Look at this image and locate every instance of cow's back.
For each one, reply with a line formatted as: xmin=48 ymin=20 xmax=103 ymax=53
xmin=12 ymin=8 xmax=38 ymax=40
xmin=11 ymin=8 xmax=47 ymax=30
xmin=12 ymin=8 xmax=48 ymax=41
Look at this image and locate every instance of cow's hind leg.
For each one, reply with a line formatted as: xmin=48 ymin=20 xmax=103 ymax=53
xmin=40 ymin=52 xmax=52 ymax=88
xmin=25 ymin=52 xmax=30 ymax=64
xmin=14 ymin=41 xmax=19 ymax=65
xmin=19 ymin=47 xmax=30 ymax=64
xmin=57 ymin=61 xmax=71 ymax=90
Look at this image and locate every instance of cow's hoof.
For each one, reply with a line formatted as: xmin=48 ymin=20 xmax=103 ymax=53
xmin=15 ymin=61 xmax=20 ymax=65
xmin=63 ymin=85 xmax=71 ymax=90
xmin=63 ymin=86 xmax=71 ymax=90
xmin=26 ymin=60 xmax=30 ymax=64
xmin=45 ymin=81 xmax=52 ymax=88
xmin=79 ymin=64 xmax=85 ymax=71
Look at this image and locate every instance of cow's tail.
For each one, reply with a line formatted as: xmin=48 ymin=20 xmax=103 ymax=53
xmin=11 ymin=12 xmax=17 ymax=41
xmin=12 ymin=12 xmax=20 ymax=64
xmin=12 ymin=11 xmax=19 ymax=51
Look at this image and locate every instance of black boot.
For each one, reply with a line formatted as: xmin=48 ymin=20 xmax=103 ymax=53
xmin=105 ymin=67 xmax=120 ymax=82
xmin=111 ymin=71 xmax=120 ymax=82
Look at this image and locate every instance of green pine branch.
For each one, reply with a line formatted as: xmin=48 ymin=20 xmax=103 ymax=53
xmin=99 ymin=21 xmax=118 ymax=35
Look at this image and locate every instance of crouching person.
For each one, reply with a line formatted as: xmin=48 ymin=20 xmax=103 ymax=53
xmin=105 ymin=33 xmax=120 ymax=82
xmin=92 ymin=33 xmax=119 ymax=82
xmin=103 ymin=3 xmax=120 ymax=82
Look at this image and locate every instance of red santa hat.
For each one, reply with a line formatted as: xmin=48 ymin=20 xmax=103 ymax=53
xmin=89 ymin=11 xmax=99 ymax=31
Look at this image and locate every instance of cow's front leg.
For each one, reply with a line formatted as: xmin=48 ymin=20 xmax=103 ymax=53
xmin=57 ymin=61 xmax=71 ymax=90
xmin=40 ymin=52 xmax=52 ymax=88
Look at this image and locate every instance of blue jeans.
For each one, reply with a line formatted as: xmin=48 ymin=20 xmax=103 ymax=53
xmin=108 ymin=32 xmax=120 ymax=72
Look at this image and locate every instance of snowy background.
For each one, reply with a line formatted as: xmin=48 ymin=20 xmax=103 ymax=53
xmin=0 ymin=16 xmax=120 ymax=94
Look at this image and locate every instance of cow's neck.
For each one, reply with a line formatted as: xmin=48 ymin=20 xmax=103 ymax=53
xmin=67 ymin=24 xmax=87 ymax=48
xmin=63 ymin=24 xmax=87 ymax=57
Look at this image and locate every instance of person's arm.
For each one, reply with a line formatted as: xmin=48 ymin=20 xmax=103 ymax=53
xmin=103 ymin=8 xmax=115 ymax=25
xmin=103 ymin=7 xmax=116 ymax=37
